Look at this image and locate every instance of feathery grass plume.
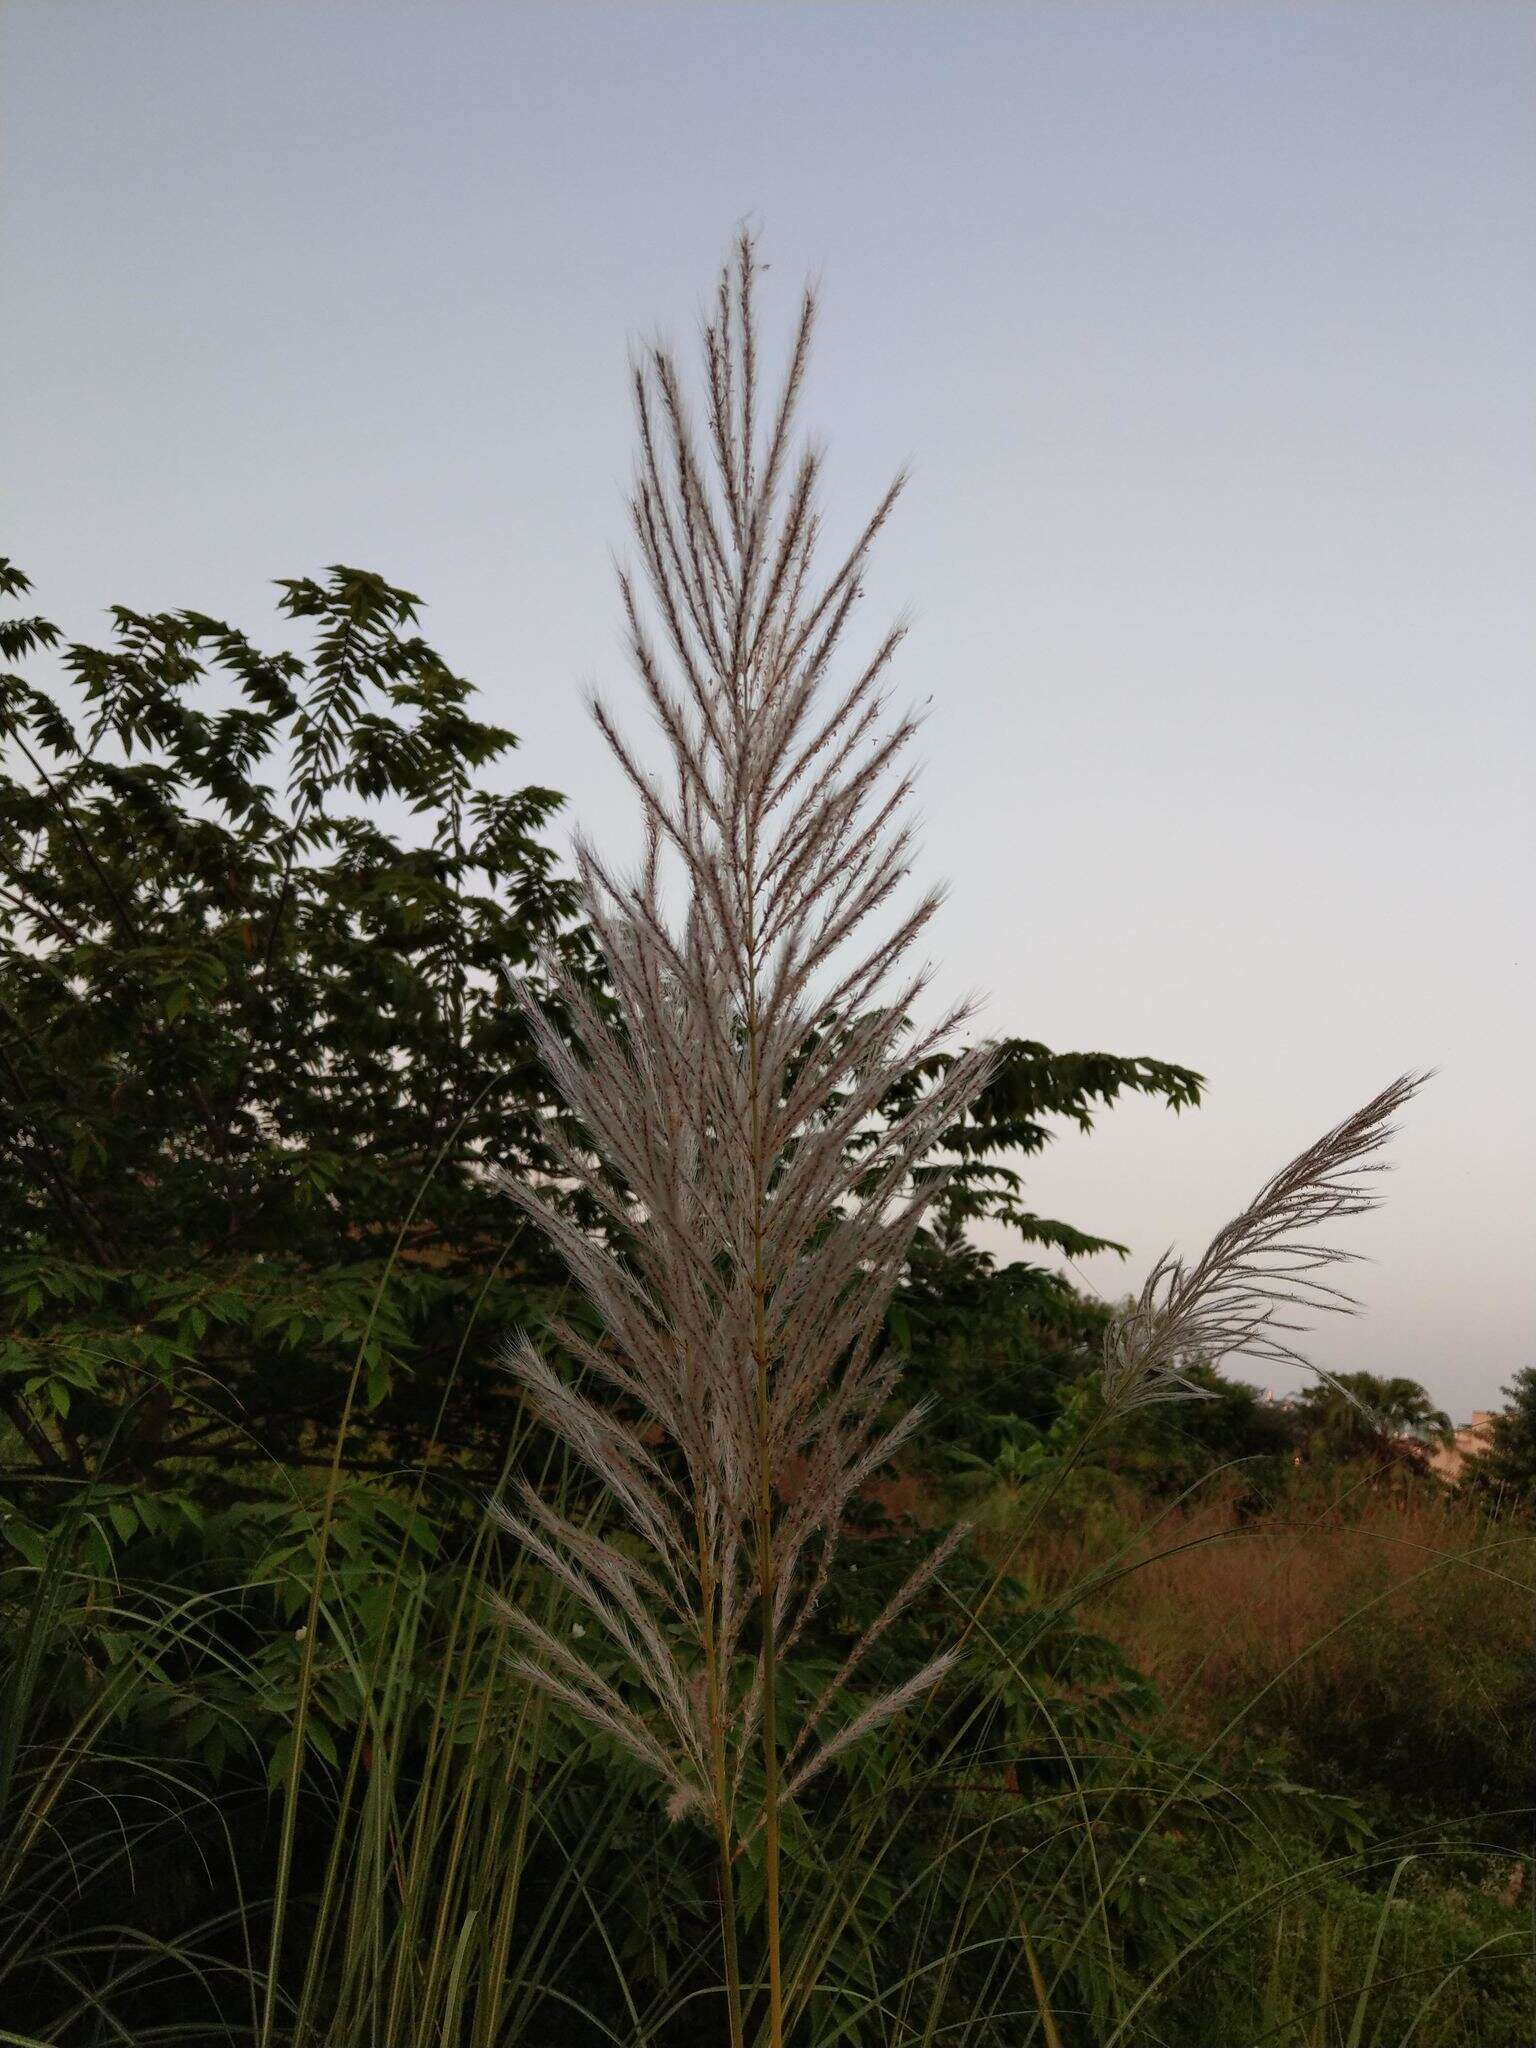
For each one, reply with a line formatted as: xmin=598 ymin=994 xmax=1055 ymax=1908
xmin=489 ymin=230 xmax=991 ymax=2042
xmin=1102 ymin=1072 xmax=1424 ymax=1416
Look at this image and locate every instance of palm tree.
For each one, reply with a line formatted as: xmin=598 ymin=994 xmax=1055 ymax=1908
xmin=1295 ymin=1369 xmax=1452 ymax=1470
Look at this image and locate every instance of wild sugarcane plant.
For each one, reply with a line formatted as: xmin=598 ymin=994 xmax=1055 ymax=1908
xmin=490 ymin=232 xmax=988 ymax=2046
xmin=490 ymin=230 xmax=1424 ymax=2048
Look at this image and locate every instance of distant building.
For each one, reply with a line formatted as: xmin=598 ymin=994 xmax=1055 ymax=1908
xmin=1429 ymin=1411 xmax=1495 ymax=1486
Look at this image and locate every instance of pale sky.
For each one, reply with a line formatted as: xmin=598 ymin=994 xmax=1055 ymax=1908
xmin=4 ymin=3 xmax=1532 ymax=1412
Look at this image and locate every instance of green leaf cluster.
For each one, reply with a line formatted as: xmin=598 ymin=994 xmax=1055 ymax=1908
xmin=0 ymin=559 xmax=601 ymax=1499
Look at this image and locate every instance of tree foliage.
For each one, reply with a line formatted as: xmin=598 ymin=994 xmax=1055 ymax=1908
xmin=0 ymin=555 xmax=1202 ymax=1539
xmin=1464 ymin=1364 xmax=1536 ymax=1502
xmin=0 ymin=558 xmax=601 ymax=1503
xmin=1292 ymin=1369 xmax=1452 ymax=1473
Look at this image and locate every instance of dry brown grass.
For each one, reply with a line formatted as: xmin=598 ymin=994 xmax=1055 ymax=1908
xmin=1029 ymin=1475 xmax=1536 ymax=1811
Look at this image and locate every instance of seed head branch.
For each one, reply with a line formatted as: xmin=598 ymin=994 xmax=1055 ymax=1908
xmin=1103 ymin=1071 xmax=1426 ymax=1414
xmin=491 ymin=232 xmax=989 ymax=1846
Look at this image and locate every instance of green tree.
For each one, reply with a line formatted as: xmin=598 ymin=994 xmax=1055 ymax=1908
xmin=1294 ymin=1369 xmax=1451 ymax=1473
xmin=0 ymin=558 xmax=601 ymax=1509
xmin=1463 ymin=1364 xmax=1536 ymax=1502
xmin=1100 ymin=1359 xmax=1303 ymax=1499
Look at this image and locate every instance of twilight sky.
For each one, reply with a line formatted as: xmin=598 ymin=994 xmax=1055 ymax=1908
xmin=4 ymin=2 xmax=1531 ymax=1412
